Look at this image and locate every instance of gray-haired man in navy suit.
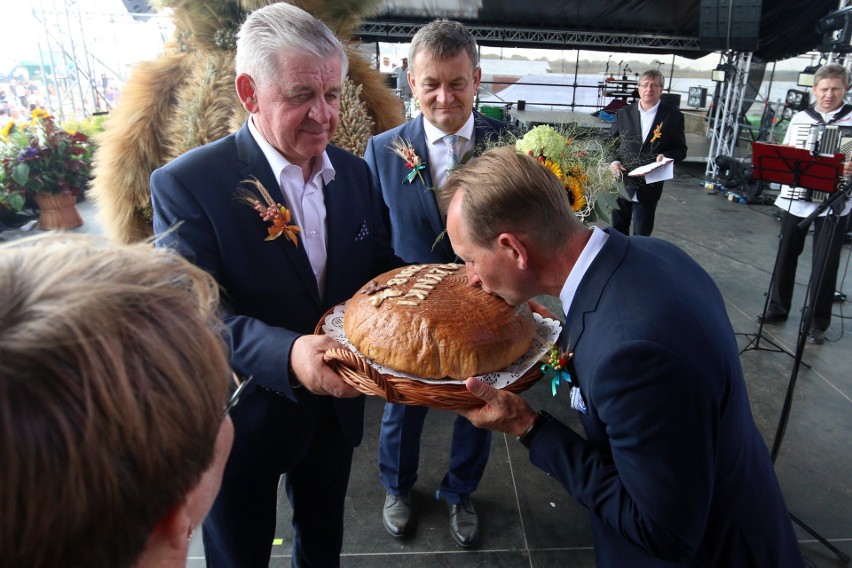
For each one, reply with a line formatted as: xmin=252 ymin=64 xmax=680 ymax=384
xmin=151 ymin=4 xmax=403 ymax=566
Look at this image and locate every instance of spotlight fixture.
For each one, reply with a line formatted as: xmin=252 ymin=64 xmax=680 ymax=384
xmin=797 ymin=65 xmax=821 ymax=87
xmin=816 ymin=6 xmax=852 ymax=33
xmin=688 ymin=87 xmax=708 ymax=108
xmin=817 ymin=6 xmax=852 ymax=52
xmin=785 ymin=89 xmax=810 ymax=112
xmin=711 ymin=64 xmax=728 ymax=83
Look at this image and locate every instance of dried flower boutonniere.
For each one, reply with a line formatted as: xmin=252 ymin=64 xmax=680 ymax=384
xmin=649 ymin=122 xmax=663 ymax=144
xmin=235 ymin=176 xmax=301 ymax=246
xmin=388 ymin=136 xmax=427 ymax=184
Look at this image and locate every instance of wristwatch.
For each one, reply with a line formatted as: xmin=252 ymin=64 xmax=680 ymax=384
xmin=518 ymin=410 xmax=554 ymax=448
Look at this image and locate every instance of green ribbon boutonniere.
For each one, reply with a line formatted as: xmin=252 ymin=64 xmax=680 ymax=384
xmin=405 ymin=162 xmax=427 ymax=184
xmin=540 ymin=344 xmax=574 ymax=396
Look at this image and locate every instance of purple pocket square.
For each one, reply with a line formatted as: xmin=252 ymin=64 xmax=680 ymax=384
xmin=354 ymin=220 xmax=370 ymax=242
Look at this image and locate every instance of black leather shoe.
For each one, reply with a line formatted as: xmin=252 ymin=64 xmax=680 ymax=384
xmin=756 ymin=311 xmax=787 ymax=324
xmin=382 ymin=493 xmax=412 ymax=537
xmin=448 ymin=498 xmax=479 ymax=547
xmin=807 ymin=329 xmax=825 ymax=345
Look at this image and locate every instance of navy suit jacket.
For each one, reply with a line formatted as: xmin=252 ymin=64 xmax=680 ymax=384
xmin=151 ymin=122 xmax=403 ymax=474
xmin=530 ymin=230 xmax=802 ymax=567
xmin=611 ymin=101 xmax=688 ymax=202
xmin=364 ymin=111 xmax=509 ymax=263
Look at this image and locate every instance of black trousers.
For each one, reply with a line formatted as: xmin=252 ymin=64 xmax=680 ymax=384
xmin=768 ymin=210 xmax=849 ymax=331
xmin=203 ymin=398 xmax=354 ymax=568
xmin=611 ymin=196 xmax=659 ymax=236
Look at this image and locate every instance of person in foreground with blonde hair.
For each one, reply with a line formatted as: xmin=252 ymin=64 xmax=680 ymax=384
xmin=0 ymin=234 xmax=235 ymax=568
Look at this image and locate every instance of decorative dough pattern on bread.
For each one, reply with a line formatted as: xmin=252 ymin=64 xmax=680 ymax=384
xmin=344 ymin=264 xmax=536 ymax=379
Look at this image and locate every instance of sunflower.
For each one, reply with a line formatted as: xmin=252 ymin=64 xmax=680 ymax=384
xmin=514 ymin=124 xmax=620 ymax=223
xmin=30 ymin=108 xmax=51 ymax=121
xmin=0 ymin=120 xmax=15 ymax=139
xmin=564 ymin=176 xmax=587 ymax=212
xmin=543 ymin=158 xmax=564 ymax=182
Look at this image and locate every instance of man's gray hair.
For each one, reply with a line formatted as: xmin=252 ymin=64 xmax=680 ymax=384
xmin=640 ymin=68 xmax=665 ymax=89
xmin=814 ymin=63 xmax=850 ymax=88
xmin=235 ymin=3 xmax=348 ymax=88
xmin=409 ymin=19 xmax=479 ymax=73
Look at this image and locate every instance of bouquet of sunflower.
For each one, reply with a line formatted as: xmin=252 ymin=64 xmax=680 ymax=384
xmin=515 ymin=124 xmax=619 ymax=224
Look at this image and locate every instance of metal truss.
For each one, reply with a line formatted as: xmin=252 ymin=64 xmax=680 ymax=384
xmin=29 ymin=0 xmax=167 ymax=122
xmin=358 ymin=21 xmax=703 ymax=54
xmin=705 ymin=51 xmax=753 ymax=177
xmin=31 ymin=1 xmax=99 ymax=123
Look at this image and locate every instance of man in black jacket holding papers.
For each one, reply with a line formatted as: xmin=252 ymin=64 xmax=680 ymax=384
xmin=609 ymin=69 xmax=687 ymax=236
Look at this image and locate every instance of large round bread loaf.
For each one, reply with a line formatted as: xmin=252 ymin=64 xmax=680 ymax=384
xmin=343 ymin=264 xmax=535 ymax=380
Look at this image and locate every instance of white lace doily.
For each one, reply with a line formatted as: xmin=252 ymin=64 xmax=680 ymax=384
xmin=322 ymin=304 xmax=561 ymax=387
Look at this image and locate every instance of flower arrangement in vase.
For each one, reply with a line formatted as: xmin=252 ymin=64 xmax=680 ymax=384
xmin=1 ymin=110 xmax=92 ymax=228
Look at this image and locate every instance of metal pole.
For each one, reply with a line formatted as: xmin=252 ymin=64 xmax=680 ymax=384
xmin=668 ymin=53 xmax=675 ymax=92
xmin=61 ymin=0 xmax=88 ymax=119
xmin=572 ymin=50 xmax=580 ymax=111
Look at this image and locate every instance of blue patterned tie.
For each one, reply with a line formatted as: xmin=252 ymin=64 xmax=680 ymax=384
xmin=444 ymin=134 xmax=459 ymax=172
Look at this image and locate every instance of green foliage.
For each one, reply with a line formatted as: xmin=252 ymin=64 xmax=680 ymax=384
xmin=0 ymin=110 xmax=93 ymax=210
xmin=61 ymin=114 xmax=108 ymax=139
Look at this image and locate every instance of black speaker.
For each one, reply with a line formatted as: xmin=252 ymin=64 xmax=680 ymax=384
xmin=699 ymin=0 xmax=762 ymax=52
xmin=688 ymin=87 xmax=708 ymax=108
xmin=785 ymin=89 xmax=810 ymax=111
xmin=661 ymin=93 xmax=682 ymax=108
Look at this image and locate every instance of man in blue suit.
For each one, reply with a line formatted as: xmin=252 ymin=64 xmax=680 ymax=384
xmin=609 ymin=69 xmax=687 ymax=236
xmin=363 ymin=19 xmax=511 ymax=547
xmin=151 ymin=4 xmax=402 ymax=566
xmin=446 ymin=146 xmax=803 ymax=567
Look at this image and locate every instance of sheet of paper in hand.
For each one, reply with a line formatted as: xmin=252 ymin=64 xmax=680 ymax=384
xmin=628 ymin=157 xmax=674 ymax=183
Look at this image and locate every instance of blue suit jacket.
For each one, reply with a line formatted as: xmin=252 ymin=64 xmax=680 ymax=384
xmin=151 ymin=123 xmax=403 ymax=474
xmin=531 ymin=230 xmax=802 ymax=567
xmin=611 ymin=101 xmax=688 ymax=202
xmin=364 ymin=111 xmax=509 ymax=263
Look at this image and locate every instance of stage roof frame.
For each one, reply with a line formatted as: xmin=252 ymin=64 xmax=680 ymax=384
xmin=357 ymin=21 xmax=703 ymax=55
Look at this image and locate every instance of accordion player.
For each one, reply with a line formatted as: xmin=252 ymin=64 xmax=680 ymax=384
xmin=777 ymin=122 xmax=852 ymax=203
xmin=760 ymin=63 xmax=852 ymax=345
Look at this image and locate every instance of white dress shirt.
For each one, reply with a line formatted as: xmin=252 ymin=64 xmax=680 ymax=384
xmin=559 ymin=227 xmax=609 ymax=319
xmin=639 ymin=100 xmax=660 ymax=143
xmin=248 ymin=118 xmax=335 ymax=295
xmin=633 ymin=101 xmax=661 ymax=202
xmin=424 ymin=113 xmax=475 ymax=189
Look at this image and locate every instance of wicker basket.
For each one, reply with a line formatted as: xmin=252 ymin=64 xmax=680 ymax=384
xmin=35 ymin=192 xmax=83 ymax=230
xmin=315 ymin=307 xmax=544 ymax=410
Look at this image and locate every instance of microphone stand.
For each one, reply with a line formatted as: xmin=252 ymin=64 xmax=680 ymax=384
xmin=770 ymin=176 xmax=852 ymax=564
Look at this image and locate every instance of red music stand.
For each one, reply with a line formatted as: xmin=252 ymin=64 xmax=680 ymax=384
xmin=752 ymin=141 xmax=844 ymax=193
